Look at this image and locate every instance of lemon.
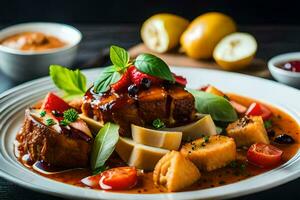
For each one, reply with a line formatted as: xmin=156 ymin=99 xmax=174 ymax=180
xmin=180 ymin=12 xmax=236 ymax=59
xmin=141 ymin=13 xmax=189 ymax=53
xmin=213 ymin=32 xmax=257 ymax=71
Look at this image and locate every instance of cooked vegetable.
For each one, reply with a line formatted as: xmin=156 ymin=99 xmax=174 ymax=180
xmin=180 ymin=135 xmax=236 ymax=171
xmin=134 ymin=53 xmax=175 ymax=82
xmin=100 ymin=167 xmax=138 ymax=190
xmin=131 ymin=124 xmax=182 ymax=150
xmin=153 ymin=151 xmax=201 ymax=192
xmin=81 ymin=167 xmax=138 ymax=190
xmin=91 ymin=123 xmax=120 ymax=172
xmin=41 ymin=92 xmax=71 ymax=114
xmin=226 ymin=116 xmax=269 ymax=147
xmin=115 ymin=137 xmax=169 ymax=171
xmin=245 ymin=102 xmax=272 ymax=120
xmin=247 ymin=143 xmax=283 ymax=168
xmin=188 ymin=89 xmax=238 ymax=122
xmin=49 ymin=65 xmax=87 ymax=99
xmin=164 ymin=115 xmax=217 ymax=141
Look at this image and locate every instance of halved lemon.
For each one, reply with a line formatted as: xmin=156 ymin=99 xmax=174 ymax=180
xmin=213 ymin=32 xmax=257 ymax=71
xmin=141 ymin=13 xmax=189 ymax=53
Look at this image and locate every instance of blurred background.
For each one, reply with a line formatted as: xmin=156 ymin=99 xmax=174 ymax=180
xmin=1 ymin=0 xmax=300 ymax=25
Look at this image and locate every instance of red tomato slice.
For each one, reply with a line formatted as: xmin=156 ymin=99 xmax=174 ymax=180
xmin=247 ymin=143 xmax=283 ymax=168
xmin=100 ymin=167 xmax=138 ymax=190
xmin=245 ymin=102 xmax=272 ymax=120
xmin=81 ymin=174 xmax=101 ymax=189
xmin=41 ymin=92 xmax=71 ymax=114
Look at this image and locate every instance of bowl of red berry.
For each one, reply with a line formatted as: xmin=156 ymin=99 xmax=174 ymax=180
xmin=268 ymin=52 xmax=300 ymax=88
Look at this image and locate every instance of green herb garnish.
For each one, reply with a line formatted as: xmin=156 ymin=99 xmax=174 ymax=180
xmin=264 ymin=119 xmax=272 ymax=129
xmin=204 ymin=136 xmax=210 ymax=143
xmin=93 ymin=46 xmax=130 ymax=93
xmin=63 ymin=108 xmax=79 ymax=122
xmin=134 ymin=53 xmax=175 ymax=82
xmin=40 ymin=110 xmax=46 ymax=117
xmin=45 ymin=118 xmax=56 ymax=126
xmin=91 ymin=122 xmax=120 ymax=172
xmin=50 ymin=65 xmax=87 ymax=99
xmin=152 ymin=119 xmax=166 ymax=129
xmin=188 ymin=89 xmax=238 ymax=122
xmin=93 ymin=45 xmax=175 ymax=93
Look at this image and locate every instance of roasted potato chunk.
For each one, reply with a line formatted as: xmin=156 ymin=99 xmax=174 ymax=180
xmin=181 ymin=135 xmax=236 ymax=171
xmin=153 ymin=151 xmax=201 ymax=192
xmin=226 ymin=116 xmax=269 ymax=147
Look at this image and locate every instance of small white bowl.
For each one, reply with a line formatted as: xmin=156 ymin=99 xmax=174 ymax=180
xmin=0 ymin=22 xmax=82 ymax=81
xmin=268 ymin=52 xmax=300 ymax=88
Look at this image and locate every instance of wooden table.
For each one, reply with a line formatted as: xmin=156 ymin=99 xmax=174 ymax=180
xmin=0 ymin=24 xmax=300 ymax=200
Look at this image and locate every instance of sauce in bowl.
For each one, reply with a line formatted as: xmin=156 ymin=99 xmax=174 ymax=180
xmin=0 ymin=32 xmax=67 ymax=51
xmin=278 ymin=60 xmax=300 ymax=72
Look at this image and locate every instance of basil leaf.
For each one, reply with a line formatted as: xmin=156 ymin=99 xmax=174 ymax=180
xmin=49 ymin=65 xmax=87 ymax=98
xmin=91 ymin=122 xmax=120 ymax=171
xmin=134 ymin=53 xmax=175 ymax=82
xmin=93 ymin=66 xmax=121 ymax=93
xmin=110 ymin=45 xmax=129 ymax=70
xmin=188 ymin=89 xmax=238 ymax=122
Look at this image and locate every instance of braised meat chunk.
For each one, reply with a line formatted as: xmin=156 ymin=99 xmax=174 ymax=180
xmin=16 ymin=109 xmax=91 ymax=168
xmin=82 ymin=85 xmax=196 ymax=135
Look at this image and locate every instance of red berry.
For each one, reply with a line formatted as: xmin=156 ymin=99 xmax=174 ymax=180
xmin=111 ymin=70 xmax=131 ymax=92
xmin=128 ymin=66 xmax=162 ymax=86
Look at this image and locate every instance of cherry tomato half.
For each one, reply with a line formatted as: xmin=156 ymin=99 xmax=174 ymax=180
xmin=245 ymin=102 xmax=272 ymax=120
xmin=247 ymin=143 xmax=283 ymax=168
xmin=100 ymin=167 xmax=138 ymax=190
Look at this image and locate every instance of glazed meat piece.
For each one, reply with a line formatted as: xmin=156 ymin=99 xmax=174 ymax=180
xmin=137 ymin=86 xmax=168 ymax=124
xmin=168 ymin=86 xmax=195 ymax=125
xmin=16 ymin=109 xmax=91 ymax=168
xmin=82 ymin=85 xmax=196 ymax=135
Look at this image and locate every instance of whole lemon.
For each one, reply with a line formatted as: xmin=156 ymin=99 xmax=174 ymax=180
xmin=180 ymin=12 xmax=237 ymax=59
xmin=141 ymin=13 xmax=189 ymax=53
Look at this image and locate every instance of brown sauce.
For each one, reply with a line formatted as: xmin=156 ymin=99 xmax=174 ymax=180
xmin=0 ymin=32 xmax=67 ymax=51
xmin=16 ymin=94 xmax=300 ymax=193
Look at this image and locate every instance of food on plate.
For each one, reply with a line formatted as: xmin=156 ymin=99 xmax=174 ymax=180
xmin=181 ymin=135 xmax=236 ymax=171
xmin=165 ymin=115 xmax=217 ymax=141
xmin=16 ymin=94 xmax=92 ymax=168
xmin=141 ymin=13 xmax=189 ymax=53
xmin=226 ymin=116 xmax=269 ymax=147
xmin=247 ymin=143 xmax=283 ymax=168
xmin=180 ymin=12 xmax=236 ymax=59
xmin=153 ymin=151 xmax=200 ymax=192
xmin=116 ymin=137 xmax=169 ymax=171
xmin=213 ymin=33 xmax=257 ymax=71
xmin=0 ymin=32 xmax=67 ymax=51
xmin=14 ymin=45 xmax=300 ymax=194
xmin=278 ymin=60 xmax=300 ymax=72
xmin=131 ymin=124 xmax=182 ymax=150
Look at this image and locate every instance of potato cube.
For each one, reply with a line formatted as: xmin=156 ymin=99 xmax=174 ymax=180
xmin=226 ymin=116 xmax=269 ymax=147
xmin=153 ymin=151 xmax=201 ymax=192
xmin=180 ymin=135 xmax=236 ymax=171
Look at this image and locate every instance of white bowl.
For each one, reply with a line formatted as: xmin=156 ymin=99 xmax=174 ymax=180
xmin=268 ymin=52 xmax=300 ymax=88
xmin=0 ymin=22 xmax=82 ymax=81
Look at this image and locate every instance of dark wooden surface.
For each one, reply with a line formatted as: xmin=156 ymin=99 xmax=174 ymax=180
xmin=0 ymin=24 xmax=300 ymax=199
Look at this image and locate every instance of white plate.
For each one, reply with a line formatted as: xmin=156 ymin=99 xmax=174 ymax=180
xmin=1 ymin=67 xmax=300 ymax=200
